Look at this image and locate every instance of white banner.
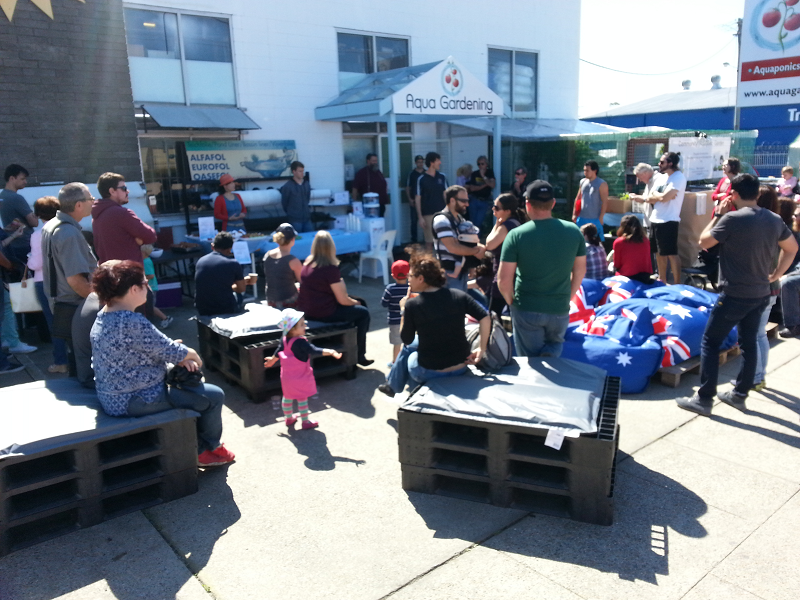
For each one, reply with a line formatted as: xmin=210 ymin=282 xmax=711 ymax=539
xmin=669 ymin=137 xmax=716 ymax=181
xmin=392 ymin=56 xmax=505 ymax=117
xmin=739 ymin=0 xmax=800 ymax=107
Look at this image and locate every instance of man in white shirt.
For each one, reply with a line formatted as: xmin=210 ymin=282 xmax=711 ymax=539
xmin=648 ymin=152 xmax=687 ymax=284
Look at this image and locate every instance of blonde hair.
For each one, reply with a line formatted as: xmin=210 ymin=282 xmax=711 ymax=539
xmin=304 ymin=230 xmax=339 ymax=268
xmin=782 ymin=166 xmax=794 ymax=176
xmin=140 ymin=244 xmax=154 ymax=258
xmin=273 ymin=231 xmax=289 ymax=245
xmin=456 ymin=164 xmax=473 ymax=178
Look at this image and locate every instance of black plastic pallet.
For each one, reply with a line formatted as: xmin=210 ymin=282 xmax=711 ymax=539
xmin=1 ymin=413 xmax=198 ymax=556
xmin=398 ymin=376 xmax=620 ymax=525
xmin=196 ymin=321 xmax=357 ymax=402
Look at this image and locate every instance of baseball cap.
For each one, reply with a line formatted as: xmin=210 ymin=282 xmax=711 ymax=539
xmin=275 ymin=222 xmax=297 ymax=239
xmin=391 ymin=260 xmax=409 ymax=278
xmin=219 ymin=174 xmax=235 ymax=186
xmin=414 ymin=155 xmax=424 ymax=162
xmin=525 ymin=180 xmax=554 ymax=201
xmin=278 ymin=308 xmax=305 ymax=334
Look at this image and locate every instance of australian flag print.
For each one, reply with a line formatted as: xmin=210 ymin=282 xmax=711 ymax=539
xmin=561 ymin=278 xmax=738 ymax=394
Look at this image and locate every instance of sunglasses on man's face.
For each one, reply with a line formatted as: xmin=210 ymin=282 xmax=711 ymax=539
xmin=113 ymin=185 xmax=128 ymax=192
xmin=515 ymin=171 xmax=524 ymax=176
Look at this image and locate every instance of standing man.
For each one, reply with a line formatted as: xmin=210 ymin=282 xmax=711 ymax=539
xmin=465 ymin=155 xmax=495 ymax=234
xmin=572 ymin=160 xmax=608 ymax=233
xmin=280 ymin=161 xmax=313 ymax=233
xmin=0 ymin=228 xmax=26 ymax=374
xmin=648 ymin=152 xmax=687 ymax=284
xmin=194 ymin=232 xmax=255 ymax=316
xmin=42 ymin=183 xmax=98 ymax=374
xmin=405 ymin=155 xmax=426 ymax=242
xmin=498 ymin=180 xmax=586 ymax=357
xmin=510 ymin=167 xmax=529 ymax=203
xmin=415 ymin=152 xmax=448 ymax=248
xmin=677 ymin=173 xmax=797 ymax=416
xmin=352 ymin=153 xmax=389 ymax=217
xmin=433 ymin=185 xmax=486 ymax=291
xmin=0 ymin=164 xmax=38 ymax=262
xmin=92 ymin=173 xmax=157 ymax=264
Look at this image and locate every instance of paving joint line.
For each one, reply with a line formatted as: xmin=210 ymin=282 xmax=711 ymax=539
xmin=16 ymin=353 xmax=44 ymax=382
xmin=141 ymin=509 xmax=218 ymax=600
xmin=378 ymin=511 xmax=532 ymax=599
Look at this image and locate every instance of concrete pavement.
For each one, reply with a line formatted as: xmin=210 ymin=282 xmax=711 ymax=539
xmin=1 ymin=277 xmax=798 ymax=600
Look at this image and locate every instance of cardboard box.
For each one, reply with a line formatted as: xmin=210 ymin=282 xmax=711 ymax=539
xmin=606 ymin=197 xmax=632 ymax=214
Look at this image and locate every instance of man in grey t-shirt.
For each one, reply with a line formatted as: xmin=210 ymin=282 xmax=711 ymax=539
xmin=0 ymin=164 xmax=37 ymax=261
xmin=677 ymin=174 xmax=797 ymax=417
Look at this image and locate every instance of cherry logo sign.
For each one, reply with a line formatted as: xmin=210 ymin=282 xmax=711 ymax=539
xmin=441 ymin=63 xmax=462 ymax=96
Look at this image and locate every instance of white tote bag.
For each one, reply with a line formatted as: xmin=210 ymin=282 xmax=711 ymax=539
xmin=8 ymin=269 xmax=42 ymax=313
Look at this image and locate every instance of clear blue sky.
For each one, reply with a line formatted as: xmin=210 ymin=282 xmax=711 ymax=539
xmin=579 ymin=0 xmax=745 ymax=117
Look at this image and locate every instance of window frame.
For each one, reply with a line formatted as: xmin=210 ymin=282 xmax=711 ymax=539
xmin=123 ymin=3 xmax=240 ymax=107
xmin=487 ymin=45 xmax=539 ymax=117
xmin=335 ymin=28 xmax=411 ymax=90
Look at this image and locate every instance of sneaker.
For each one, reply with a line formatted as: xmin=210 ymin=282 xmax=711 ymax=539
xmin=377 ymin=383 xmax=396 ymax=398
xmin=752 ymin=380 xmax=767 ymax=392
xmin=7 ymin=342 xmax=37 ymax=354
xmin=197 ymin=444 xmax=235 ymax=467
xmin=676 ymin=394 xmax=713 ymax=417
xmin=0 ymin=358 xmax=25 ymax=375
xmin=301 ymin=419 xmax=319 ymax=430
xmin=285 ymin=416 xmax=298 ymax=428
xmin=358 ymin=357 xmax=375 ymax=367
xmin=718 ymin=390 xmax=748 ymax=413
xmin=47 ymin=364 xmax=68 ymax=374
xmin=778 ymin=325 xmax=800 ymax=338
xmin=159 ymin=316 xmax=173 ymax=329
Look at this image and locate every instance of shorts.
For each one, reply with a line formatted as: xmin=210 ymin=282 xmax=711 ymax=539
xmin=651 ymin=221 xmax=679 ymax=256
xmin=389 ymin=323 xmax=402 ymax=345
xmin=422 ymin=214 xmax=436 ymax=244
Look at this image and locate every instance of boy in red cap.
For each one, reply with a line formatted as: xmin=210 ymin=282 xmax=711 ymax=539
xmin=381 ymin=260 xmax=410 ymax=363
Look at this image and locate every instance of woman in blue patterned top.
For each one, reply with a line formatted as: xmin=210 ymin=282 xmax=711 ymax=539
xmin=90 ymin=261 xmax=235 ymax=468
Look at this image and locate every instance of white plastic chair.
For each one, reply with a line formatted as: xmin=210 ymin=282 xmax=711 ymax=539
xmin=358 ymin=229 xmax=397 ymax=285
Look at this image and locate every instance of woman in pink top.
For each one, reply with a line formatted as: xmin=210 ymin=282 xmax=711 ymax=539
xmin=27 ymin=196 xmax=68 ymax=372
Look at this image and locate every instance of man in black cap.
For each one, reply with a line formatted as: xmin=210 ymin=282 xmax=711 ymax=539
xmin=405 ymin=155 xmax=425 ymax=242
xmin=497 ymin=180 xmax=586 ymax=357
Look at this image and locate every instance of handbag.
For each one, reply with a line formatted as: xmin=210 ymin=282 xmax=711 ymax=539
xmin=165 ymin=364 xmax=204 ymax=389
xmin=8 ymin=268 xmax=42 ymax=313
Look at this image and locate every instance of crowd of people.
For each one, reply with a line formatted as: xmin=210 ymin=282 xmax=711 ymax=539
xmin=3 ymin=150 xmax=800 ymax=462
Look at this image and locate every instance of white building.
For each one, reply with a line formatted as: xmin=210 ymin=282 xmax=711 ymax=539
xmin=123 ymin=0 xmax=581 ymax=237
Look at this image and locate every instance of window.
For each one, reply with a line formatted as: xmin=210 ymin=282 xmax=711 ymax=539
xmin=337 ymin=32 xmax=408 ymax=91
xmin=124 ymin=8 xmax=236 ymax=106
xmin=488 ymin=48 xmax=537 ymax=115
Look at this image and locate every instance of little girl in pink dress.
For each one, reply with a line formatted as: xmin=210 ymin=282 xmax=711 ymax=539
xmin=264 ymin=308 xmax=342 ymax=430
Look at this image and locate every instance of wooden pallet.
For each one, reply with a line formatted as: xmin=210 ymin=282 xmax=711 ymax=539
xmin=658 ymin=345 xmax=741 ymax=388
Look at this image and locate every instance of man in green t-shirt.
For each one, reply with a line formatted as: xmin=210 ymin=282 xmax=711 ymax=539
xmin=498 ymin=180 xmax=586 ymax=357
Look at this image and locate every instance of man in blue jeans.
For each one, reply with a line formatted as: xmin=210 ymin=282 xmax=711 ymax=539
xmin=0 ymin=230 xmax=25 ymax=374
xmin=677 ymin=173 xmax=797 ymax=416
xmin=497 ymin=180 xmax=586 ymax=357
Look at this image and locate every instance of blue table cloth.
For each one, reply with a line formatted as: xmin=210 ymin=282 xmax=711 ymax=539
xmin=185 ymin=229 xmax=370 ymax=260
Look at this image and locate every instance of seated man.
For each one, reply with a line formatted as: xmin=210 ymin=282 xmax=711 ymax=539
xmin=194 ymin=232 xmax=255 ymax=316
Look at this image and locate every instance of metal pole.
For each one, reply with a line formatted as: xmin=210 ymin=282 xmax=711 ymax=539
xmin=388 ymin=111 xmax=401 ymax=242
xmin=734 ymin=18 xmax=742 ymax=131
xmin=493 ymin=115 xmax=502 ymax=193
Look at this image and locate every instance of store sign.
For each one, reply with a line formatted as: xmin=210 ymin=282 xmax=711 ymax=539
xmin=184 ymin=140 xmax=297 ymax=181
xmin=668 ymin=137 xmax=731 ymax=181
xmin=392 ymin=56 xmax=504 ymax=116
xmin=739 ymin=0 xmax=800 ymax=107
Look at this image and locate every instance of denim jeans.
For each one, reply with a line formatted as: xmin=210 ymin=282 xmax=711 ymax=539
xmin=0 ymin=287 xmax=11 ymax=370
xmin=698 ymin=293 xmax=769 ymax=399
xmin=468 ymin=198 xmax=490 ymax=234
xmin=126 ymin=383 xmax=225 ymax=454
xmin=780 ymin=266 xmax=800 ymax=328
xmin=313 ymin=303 xmax=371 ymax=360
xmin=290 ymin=220 xmax=315 ymax=234
xmin=386 ymin=338 xmax=468 ymax=393
xmin=1 ymin=288 xmax=20 ymax=348
xmin=444 ymin=272 xmax=468 ymax=292
xmin=34 ymin=281 xmax=68 ymax=365
xmin=510 ymin=306 xmax=569 ymax=357
xmin=755 ymin=295 xmax=777 ymax=384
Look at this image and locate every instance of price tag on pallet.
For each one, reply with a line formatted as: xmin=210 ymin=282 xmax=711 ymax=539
xmin=544 ymin=428 xmax=565 ymax=451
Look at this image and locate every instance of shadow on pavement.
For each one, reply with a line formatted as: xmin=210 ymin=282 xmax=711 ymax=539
xmin=278 ymin=429 xmax=366 ymax=471
xmin=406 ymin=455 xmax=708 ymax=585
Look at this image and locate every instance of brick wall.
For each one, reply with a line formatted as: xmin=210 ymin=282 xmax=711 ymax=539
xmin=0 ymin=0 xmax=141 ymax=185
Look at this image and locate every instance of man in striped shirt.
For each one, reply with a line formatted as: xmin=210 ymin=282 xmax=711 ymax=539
xmin=433 ymin=186 xmax=486 ymax=292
